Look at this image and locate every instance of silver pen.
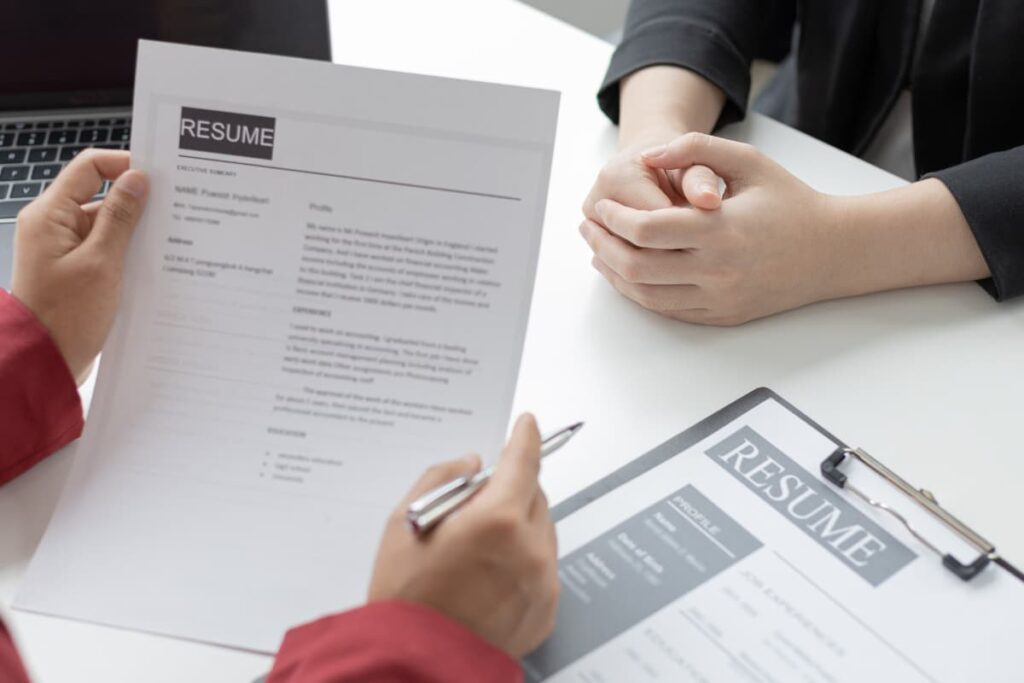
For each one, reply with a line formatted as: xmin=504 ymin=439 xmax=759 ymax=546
xmin=407 ymin=422 xmax=584 ymax=534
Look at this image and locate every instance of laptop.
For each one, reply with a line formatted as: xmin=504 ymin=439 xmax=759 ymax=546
xmin=0 ymin=1 xmax=331 ymax=289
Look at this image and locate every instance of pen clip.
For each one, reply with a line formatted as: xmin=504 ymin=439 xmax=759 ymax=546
xmin=407 ymin=474 xmax=471 ymax=514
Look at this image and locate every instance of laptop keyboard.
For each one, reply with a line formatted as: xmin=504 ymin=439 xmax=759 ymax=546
xmin=0 ymin=116 xmax=131 ymax=220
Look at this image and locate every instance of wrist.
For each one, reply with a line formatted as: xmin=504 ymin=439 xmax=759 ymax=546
xmin=826 ymin=179 xmax=990 ymax=299
xmin=617 ymin=66 xmax=725 ymax=152
xmin=820 ymin=193 xmax=879 ymax=300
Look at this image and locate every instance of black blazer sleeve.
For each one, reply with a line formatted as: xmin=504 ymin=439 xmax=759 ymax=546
xmin=598 ymin=0 xmax=796 ymax=127
xmin=929 ymin=146 xmax=1024 ymax=300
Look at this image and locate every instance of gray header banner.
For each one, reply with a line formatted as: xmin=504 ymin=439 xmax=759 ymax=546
xmin=178 ymin=106 xmax=276 ymax=160
xmin=705 ymin=426 xmax=915 ymax=586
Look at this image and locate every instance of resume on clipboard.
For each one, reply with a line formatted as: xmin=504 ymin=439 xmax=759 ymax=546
xmin=525 ymin=389 xmax=1024 ymax=683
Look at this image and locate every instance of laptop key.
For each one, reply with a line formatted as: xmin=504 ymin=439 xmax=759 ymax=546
xmin=1 ymin=149 xmax=26 ymax=164
xmin=48 ymin=129 xmax=77 ymax=145
xmin=11 ymin=182 xmax=41 ymax=199
xmin=65 ymin=120 xmax=81 ymax=128
xmin=111 ymin=127 xmax=131 ymax=143
xmin=0 ymin=133 xmax=13 ymax=147
xmin=79 ymin=129 xmax=109 ymax=144
xmin=0 ymin=165 xmax=29 ymax=181
xmin=0 ymin=199 xmax=32 ymax=219
xmin=0 ymin=184 xmax=8 ymax=200
xmin=59 ymin=146 xmax=87 ymax=161
xmin=35 ymin=122 xmax=50 ymax=129
xmin=28 ymin=147 xmax=58 ymax=163
xmin=31 ymin=164 xmax=62 ymax=181
xmin=16 ymin=131 xmax=46 ymax=146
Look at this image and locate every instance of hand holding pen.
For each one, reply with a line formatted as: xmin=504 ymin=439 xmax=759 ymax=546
xmin=368 ymin=414 xmax=580 ymax=658
xmin=408 ymin=421 xmax=583 ymax=533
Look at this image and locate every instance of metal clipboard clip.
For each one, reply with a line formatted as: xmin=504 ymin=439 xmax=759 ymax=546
xmin=821 ymin=447 xmax=1024 ymax=582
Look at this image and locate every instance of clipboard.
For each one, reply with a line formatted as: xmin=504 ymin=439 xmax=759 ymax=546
xmin=551 ymin=387 xmax=1023 ymax=584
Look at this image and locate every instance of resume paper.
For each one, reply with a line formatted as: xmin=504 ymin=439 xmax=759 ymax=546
xmin=524 ymin=392 xmax=1024 ymax=682
xmin=15 ymin=41 xmax=559 ymax=651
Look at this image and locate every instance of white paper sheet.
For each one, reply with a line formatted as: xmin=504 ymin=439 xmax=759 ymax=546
xmin=15 ymin=41 xmax=559 ymax=652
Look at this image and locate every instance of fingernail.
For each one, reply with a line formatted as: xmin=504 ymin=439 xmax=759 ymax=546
xmin=117 ymin=170 xmax=147 ymax=198
xmin=516 ymin=413 xmax=538 ymax=433
xmin=641 ymin=144 xmax=666 ymax=159
xmin=594 ymin=199 xmax=608 ymax=220
xmin=700 ymin=182 xmax=717 ymax=196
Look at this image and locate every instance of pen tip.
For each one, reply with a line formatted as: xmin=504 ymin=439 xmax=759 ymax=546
xmin=570 ymin=422 xmax=584 ymax=432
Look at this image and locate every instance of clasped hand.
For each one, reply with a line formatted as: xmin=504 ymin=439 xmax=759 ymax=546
xmin=581 ymin=132 xmax=843 ymax=326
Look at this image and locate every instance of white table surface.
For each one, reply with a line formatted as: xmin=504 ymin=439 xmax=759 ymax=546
xmin=3 ymin=1 xmax=1022 ymax=680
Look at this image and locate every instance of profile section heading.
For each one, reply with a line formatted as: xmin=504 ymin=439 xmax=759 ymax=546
xmin=706 ymin=426 xmax=915 ymax=586
xmin=178 ymin=106 xmax=276 ymax=160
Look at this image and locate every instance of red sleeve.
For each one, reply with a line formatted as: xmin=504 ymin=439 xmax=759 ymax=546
xmin=268 ymin=601 xmax=522 ymax=683
xmin=0 ymin=289 xmax=84 ymax=683
xmin=0 ymin=621 xmax=31 ymax=683
xmin=0 ymin=289 xmax=83 ymax=487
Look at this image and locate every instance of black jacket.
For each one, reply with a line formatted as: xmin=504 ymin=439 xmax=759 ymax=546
xmin=599 ymin=0 xmax=1024 ymax=300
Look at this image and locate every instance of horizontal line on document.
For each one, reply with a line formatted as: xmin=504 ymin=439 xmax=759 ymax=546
xmin=152 ymin=320 xmax=279 ymax=342
xmin=147 ymin=365 xmax=276 ymax=388
xmin=178 ymin=154 xmax=523 ymax=202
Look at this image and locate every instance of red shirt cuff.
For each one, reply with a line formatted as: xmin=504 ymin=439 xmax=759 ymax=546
xmin=269 ymin=601 xmax=522 ymax=683
xmin=0 ymin=620 xmax=31 ymax=683
xmin=0 ymin=289 xmax=83 ymax=486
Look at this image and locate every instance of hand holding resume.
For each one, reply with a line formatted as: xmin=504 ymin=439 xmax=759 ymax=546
xmin=15 ymin=41 xmax=559 ymax=651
